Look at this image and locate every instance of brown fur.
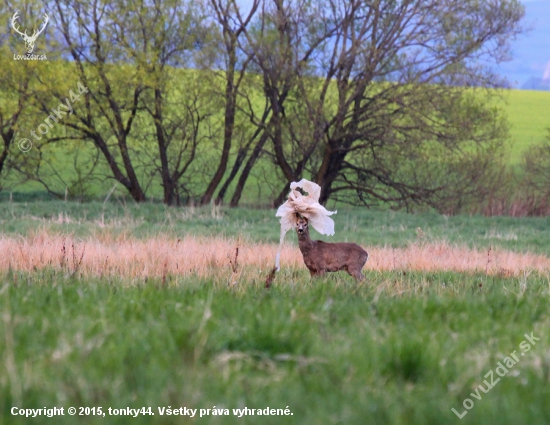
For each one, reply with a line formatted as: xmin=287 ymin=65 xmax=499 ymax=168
xmin=295 ymin=215 xmax=368 ymax=281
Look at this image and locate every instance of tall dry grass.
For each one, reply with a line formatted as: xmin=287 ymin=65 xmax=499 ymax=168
xmin=1 ymin=231 xmax=549 ymax=280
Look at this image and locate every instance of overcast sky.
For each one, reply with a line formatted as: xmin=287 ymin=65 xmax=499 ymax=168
xmin=234 ymin=0 xmax=549 ymax=89
xmin=494 ymin=0 xmax=550 ymax=87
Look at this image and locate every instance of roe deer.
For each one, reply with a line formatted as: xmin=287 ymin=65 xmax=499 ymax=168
xmin=295 ymin=215 xmax=368 ymax=281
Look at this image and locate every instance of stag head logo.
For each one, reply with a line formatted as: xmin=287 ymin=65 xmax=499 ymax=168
xmin=11 ymin=11 xmax=49 ymax=55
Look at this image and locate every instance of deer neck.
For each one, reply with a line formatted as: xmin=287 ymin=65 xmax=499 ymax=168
xmin=297 ymin=229 xmax=313 ymax=252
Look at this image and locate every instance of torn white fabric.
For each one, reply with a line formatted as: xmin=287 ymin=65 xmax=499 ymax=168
xmin=275 ymin=179 xmax=337 ymax=270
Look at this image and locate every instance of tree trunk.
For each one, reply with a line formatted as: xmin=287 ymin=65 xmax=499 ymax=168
xmin=0 ymin=132 xmax=13 ymax=178
xmin=200 ymin=45 xmax=237 ymax=205
xmin=230 ymin=132 xmax=269 ymax=207
xmin=90 ymin=133 xmax=146 ymax=202
xmin=153 ymin=88 xmax=178 ymax=205
xmin=316 ymin=144 xmax=349 ymax=205
xmin=216 ymin=148 xmax=247 ymax=204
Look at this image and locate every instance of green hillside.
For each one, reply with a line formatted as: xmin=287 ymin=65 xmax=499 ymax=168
xmin=502 ymin=89 xmax=550 ymax=159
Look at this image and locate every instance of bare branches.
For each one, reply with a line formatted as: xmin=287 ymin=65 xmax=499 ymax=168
xmin=1 ymin=0 xmax=525 ymax=211
xmin=243 ymin=0 xmax=523 ymax=208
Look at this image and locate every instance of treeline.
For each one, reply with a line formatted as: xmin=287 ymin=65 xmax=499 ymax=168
xmin=3 ymin=0 xmax=547 ymax=214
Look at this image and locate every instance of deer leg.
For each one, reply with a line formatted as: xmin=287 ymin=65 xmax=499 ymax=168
xmin=349 ymin=267 xmax=364 ymax=282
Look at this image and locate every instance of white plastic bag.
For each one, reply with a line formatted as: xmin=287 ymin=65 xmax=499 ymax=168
xmin=275 ymin=179 xmax=337 ymax=270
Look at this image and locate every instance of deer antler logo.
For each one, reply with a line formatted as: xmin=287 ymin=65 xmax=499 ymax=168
xmin=11 ymin=11 xmax=49 ymax=55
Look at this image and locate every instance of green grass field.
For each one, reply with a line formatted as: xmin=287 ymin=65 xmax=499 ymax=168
xmin=1 ymin=202 xmax=550 ymax=424
xmin=2 ymin=200 xmax=550 ymax=252
xmin=502 ymin=89 xmax=550 ymax=160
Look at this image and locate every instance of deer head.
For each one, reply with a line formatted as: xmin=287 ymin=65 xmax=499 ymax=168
xmin=11 ymin=11 xmax=49 ymax=55
xmin=295 ymin=214 xmax=309 ymax=236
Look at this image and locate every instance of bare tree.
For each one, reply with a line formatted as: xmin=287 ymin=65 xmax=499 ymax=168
xmin=2 ymin=0 xmax=526 ymax=211
xmin=45 ymin=0 xmax=149 ymax=202
xmin=135 ymin=82 xmax=217 ymax=205
xmin=198 ymin=0 xmax=261 ymax=205
xmin=514 ymin=130 xmax=550 ymax=215
xmin=524 ymin=131 xmax=550 ymax=194
xmin=242 ymin=0 xmax=524 ymax=207
xmin=104 ymin=0 xmax=215 ymax=205
xmin=41 ymin=0 xmax=215 ymax=204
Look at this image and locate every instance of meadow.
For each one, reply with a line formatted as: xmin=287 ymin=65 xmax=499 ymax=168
xmin=1 ymin=201 xmax=550 ymax=424
xmin=502 ymin=89 xmax=550 ymax=160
